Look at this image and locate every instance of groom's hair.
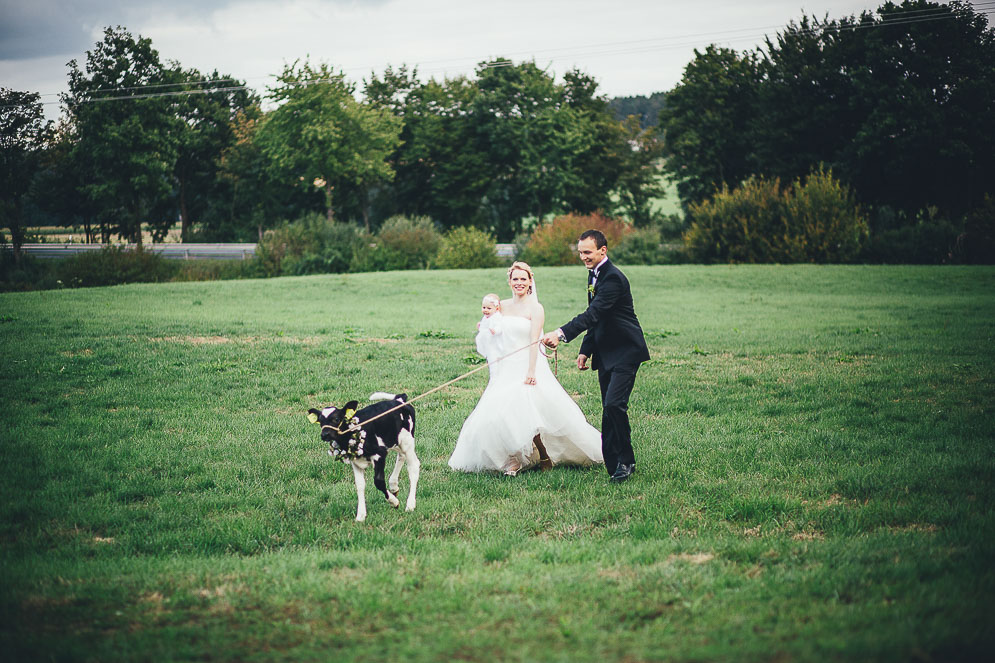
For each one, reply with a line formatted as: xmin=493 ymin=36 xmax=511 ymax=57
xmin=579 ymin=229 xmax=608 ymax=249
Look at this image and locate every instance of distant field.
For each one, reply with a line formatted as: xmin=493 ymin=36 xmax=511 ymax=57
xmin=3 ymin=224 xmax=183 ymax=244
xmin=651 ymin=172 xmax=683 ymax=218
xmin=1 ymin=265 xmax=992 ymax=662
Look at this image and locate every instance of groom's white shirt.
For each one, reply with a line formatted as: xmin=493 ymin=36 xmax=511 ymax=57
xmin=590 ymin=255 xmax=608 ymax=288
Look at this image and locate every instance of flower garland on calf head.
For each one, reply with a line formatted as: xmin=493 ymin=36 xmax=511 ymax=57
xmin=325 ymin=415 xmax=368 ymax=462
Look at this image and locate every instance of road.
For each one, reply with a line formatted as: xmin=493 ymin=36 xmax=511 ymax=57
xmin=21 ymin=244 xmax=258 ymax=260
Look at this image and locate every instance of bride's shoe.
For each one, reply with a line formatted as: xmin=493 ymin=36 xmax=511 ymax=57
xmin=504 ymin=457 xmax=521 ymax=476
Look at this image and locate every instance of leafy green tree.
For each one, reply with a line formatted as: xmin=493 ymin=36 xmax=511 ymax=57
xmin=210 ymin=104 xmax=301 ymax=241
xmin=609 ymin=91 xmax=667 ymax=128
xmin=471 ymin=61 xmax=627 ymax=238
xmin=754 ymin=1 xmax=995 ymax=218
xmin=256 ymin=61 xmax=402 ymax=224
xmin=170 ymin=68 xmax=260 ymax=240
xmin=64 ymin=26 xmax=182 ymax=245
xmin=385 ymin=74 xmax=491 ymax=230
xmin=26 ymin=120 xmax=97 ymax=242
xmin=751 ymin=15 xmax=857 ymax=184
xmin=658 ymin=45 xmax=761 ymax=210
xmin=0 ymin=88 xmax=50 ymax=261
xmin=611 ymin=116 xmax=667 ymax=227
xmin=558 ymin=69 xmax=630 ymax=217
xmin=366 ymin=61 xmax=659 ymax=238
xmin=666 ymin=1 xmax=995 ymax=224
xmin=837 ymin=0 xmax=994 ymax=217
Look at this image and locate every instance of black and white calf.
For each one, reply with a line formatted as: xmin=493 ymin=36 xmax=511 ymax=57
xmin=307 ymin=392 xmax=419 ymax=522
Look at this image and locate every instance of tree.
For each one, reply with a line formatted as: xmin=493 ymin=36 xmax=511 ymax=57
xmin=210 ymin=103 xmax=293 ymax=241
xmin=612 ymin=116 xmax=667 ymax=227
xmin=255 ymin=61 xmax=402 ymax=226
xmin=0 ymin=88 xmax=50 ymax=261
xmin=471 ymin=61 xmax=628 ymax=238
xmin=751 ymin=15 xmax=857 ymax=184
xmin=609 ymin=91 xmax=667 ymax=128
xmin=832 ymin=0 xmax=995 ymax=217
xmin=169 ymin=68 xmax=260 ymax=240
xmin=752 ymin=1 xmax=995 ymax=218
xmin=661 ymin=1 xmax=995 ymax=223
xmin=368 ymin=61 xmax=664 ymax=238
xmin=658 ymin=46 xmax=761 ymax=210
xmin=64 ymin=26 xmax=182 ymax=245
xmin=26 ymin=119 xmax=98 ymax=242
xmin=380 ymin=73 xmax=492 ymax=230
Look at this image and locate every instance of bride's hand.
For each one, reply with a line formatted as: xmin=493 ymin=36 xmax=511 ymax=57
xmin=524 ymin=372 xmax=536 ymax=386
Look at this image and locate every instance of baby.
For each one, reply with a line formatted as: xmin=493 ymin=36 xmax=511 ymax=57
xmin=475 ymin=293 xmax=504 ymax=363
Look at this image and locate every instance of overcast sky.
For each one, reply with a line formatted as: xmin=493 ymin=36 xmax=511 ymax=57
xmin=1 ymin=0 xmax=912 ymax=119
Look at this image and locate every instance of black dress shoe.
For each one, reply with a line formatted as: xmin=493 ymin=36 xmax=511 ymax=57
xmin=610 ymin=463 xmax=634 ymax=483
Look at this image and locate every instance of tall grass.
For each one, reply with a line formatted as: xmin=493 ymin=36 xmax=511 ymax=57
xmin=1 ymin=266 xmax=993 ymax=662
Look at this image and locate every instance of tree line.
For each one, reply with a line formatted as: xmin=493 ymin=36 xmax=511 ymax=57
xmin=1 ymin=29 xmax=662 ymax=254
xmin=2 ymin=0 xmax=993 ymax=265
xmin=658 ymin=0 xmax=994 ymax=262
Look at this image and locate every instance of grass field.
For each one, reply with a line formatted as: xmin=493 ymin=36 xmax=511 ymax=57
xmin=1 ymin=265 xmax=993 ymax=662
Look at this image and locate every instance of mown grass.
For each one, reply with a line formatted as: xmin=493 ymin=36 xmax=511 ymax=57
xmin=1 ymin=265 xmax=993 ymax=662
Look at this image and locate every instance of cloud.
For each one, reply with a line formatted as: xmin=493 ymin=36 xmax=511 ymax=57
xmin=0 ymin=0 xmax=258 ymax=60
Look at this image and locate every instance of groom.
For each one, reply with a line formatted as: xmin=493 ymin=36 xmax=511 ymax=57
xmin=542 ymin=229 xmax=650 ymax=483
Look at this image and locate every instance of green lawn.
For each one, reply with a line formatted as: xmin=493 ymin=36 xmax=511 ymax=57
xmin=1 ymin=265 xmax=993 ymax=662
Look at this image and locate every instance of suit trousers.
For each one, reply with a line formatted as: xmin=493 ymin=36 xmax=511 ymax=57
xmin=598 ymin=363 xmax=639 ymax=475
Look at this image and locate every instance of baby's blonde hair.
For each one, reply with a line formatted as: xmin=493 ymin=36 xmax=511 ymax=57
xmin=482 ymin=293 xmax=501 ymax=307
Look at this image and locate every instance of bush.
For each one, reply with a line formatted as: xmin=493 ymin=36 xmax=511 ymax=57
xmin=254 ymin=219 xmax=312 ymax=277
xmin=254 ymin=214 xmax=360 ymax=277
xmin=861 ymin=207 xmax=963 ymax=264
xmin=611 ymin=226 xmax=677 ymax=265
xmin=685 ymin=167 xmax=868 ymax=263
xmin=172 ymin=259 xmax=263 ymax=282
xmin=55 ymin=246 xmax=178 ymax=288
xmin=520 ymin=212 xmax=629 ymax=266
xmin=349 ymin=215 xmax=441 ymax=272
xmin=0 ymin=250 xmax=59 ymax=292
xmin=784 ymin=167 xmax=868 ymax=263
xmin=433 ymin=226 xmax=502 ymax=269
xmin=957 ymin=195 xmax=995 ymax=264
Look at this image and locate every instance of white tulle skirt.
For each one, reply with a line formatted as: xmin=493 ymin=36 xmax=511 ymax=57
xmin=449 ymin=316 xmax=603 ymax=473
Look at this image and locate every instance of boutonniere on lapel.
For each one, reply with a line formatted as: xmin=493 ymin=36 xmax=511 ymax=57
xmin=587 ymin=284 xmax=596 ymax=296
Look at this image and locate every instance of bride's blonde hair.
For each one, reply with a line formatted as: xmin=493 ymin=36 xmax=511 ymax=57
xmin=507 ymin=261 xmax=534 ymax=294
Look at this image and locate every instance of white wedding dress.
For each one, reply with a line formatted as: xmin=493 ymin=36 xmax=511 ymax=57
xmin=449 ymin=315 xmax=604 ymax=473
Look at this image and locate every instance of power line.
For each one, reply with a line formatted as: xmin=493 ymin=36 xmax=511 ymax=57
xmin=10 ymin=1 xmax=995 ymax=109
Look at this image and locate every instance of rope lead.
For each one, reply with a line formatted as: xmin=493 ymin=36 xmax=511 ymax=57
xmin=339 ymin=339 xmax=546 ymax=433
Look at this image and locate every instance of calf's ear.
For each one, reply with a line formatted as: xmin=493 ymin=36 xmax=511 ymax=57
xmin=307 ymin=409 xmax=321 ymax=424
xmin=343 ymin=400 xmax=360 ymax=420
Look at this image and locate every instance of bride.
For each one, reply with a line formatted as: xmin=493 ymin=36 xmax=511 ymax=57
xmin=449 ymin=261 xmax=604 ymax=475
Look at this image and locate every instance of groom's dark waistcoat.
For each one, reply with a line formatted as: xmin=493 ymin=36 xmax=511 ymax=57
xmin=560 ymin=259 xmax=650 ymax=371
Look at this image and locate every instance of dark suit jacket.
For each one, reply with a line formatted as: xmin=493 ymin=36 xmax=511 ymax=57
xmin=560 ymin=259 xmax=650 ymax=371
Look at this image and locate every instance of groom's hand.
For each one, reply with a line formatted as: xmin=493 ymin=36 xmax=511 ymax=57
xmin=577 ymin=354 xmax=589 ymax=371
xmin=541 ymin=331 xmax=559 ymax=348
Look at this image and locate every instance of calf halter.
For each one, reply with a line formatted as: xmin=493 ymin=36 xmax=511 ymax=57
xmin=320 ymin=407 xmax=369 ymax=461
